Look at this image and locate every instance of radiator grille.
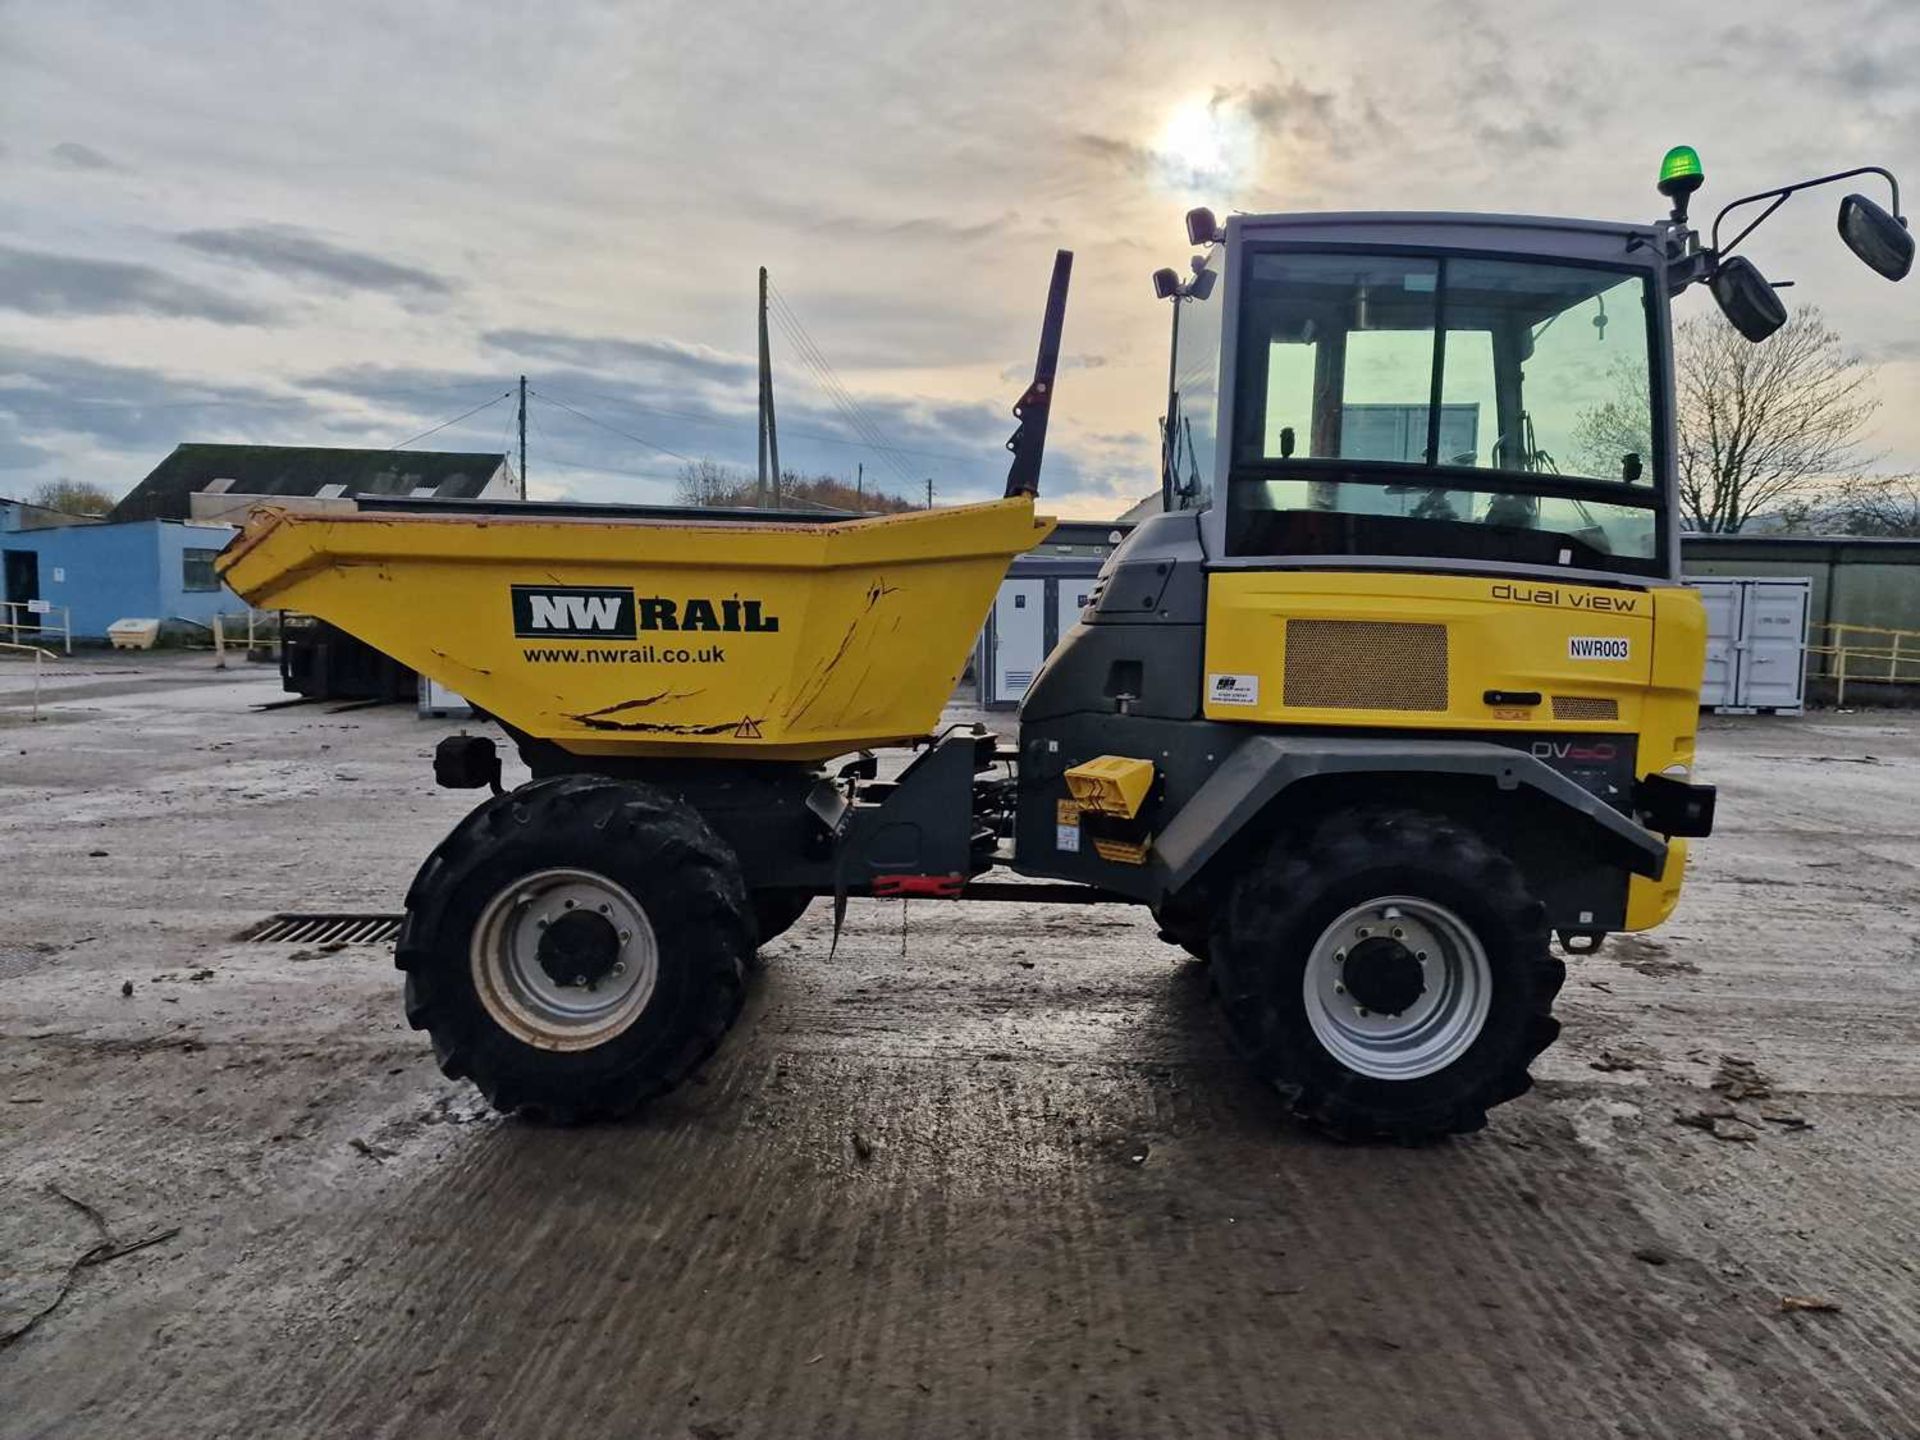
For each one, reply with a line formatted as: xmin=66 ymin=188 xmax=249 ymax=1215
xmin=1551 ymin=695 xmax=1620 ymax=721
xmin=1283 ymin=620 xmax=1449 ymax=711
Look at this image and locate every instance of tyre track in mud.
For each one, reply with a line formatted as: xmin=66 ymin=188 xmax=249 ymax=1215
xmin=2 ymin=676 xmax=1918 ymax=1438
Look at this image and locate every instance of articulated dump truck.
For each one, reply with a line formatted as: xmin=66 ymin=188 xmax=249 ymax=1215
xmin=221 ymin=151 xmax=1911 ymax=1140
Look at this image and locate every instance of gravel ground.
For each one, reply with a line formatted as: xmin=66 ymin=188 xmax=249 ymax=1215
xmin=2 ymin=652 xmax=1916 ymax=1439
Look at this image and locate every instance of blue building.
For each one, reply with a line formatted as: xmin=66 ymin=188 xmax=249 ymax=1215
xmin=3 ymin=443 xmax=516 ymax=643
xmin=1 ymin=501 xmax=238 ymax=639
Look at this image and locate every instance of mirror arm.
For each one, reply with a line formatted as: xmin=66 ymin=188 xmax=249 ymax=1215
xmin=1711 ymin=165 xmax=1903 ymax=259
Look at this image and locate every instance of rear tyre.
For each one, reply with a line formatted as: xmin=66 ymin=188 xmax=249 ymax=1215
xmin=751 ymin=890 xmax=813 ymax=947
xmin=397 ymin=775 xmax=754 ymax=1121
xmin=1211 ymin=807 xmax=1562 ymax=1142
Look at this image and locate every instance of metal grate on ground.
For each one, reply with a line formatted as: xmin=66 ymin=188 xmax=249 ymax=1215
xmin=241 ymin=914 xmax=403 ymax=945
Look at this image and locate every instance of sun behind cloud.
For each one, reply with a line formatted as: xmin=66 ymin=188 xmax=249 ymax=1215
xmin=1153 ymin=93 xmax=1258 ymax=198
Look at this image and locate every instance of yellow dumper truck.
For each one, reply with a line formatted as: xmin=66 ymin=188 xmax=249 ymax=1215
xmin=222 ymin=151 xmax=1910 ymax=1139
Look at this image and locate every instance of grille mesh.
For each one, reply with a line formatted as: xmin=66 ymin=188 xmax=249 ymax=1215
xmin=241 ymin=914 xmax=402 ymax=945
xmin=1283 ymin=620 xmax=1448 ymax=711
xmin=1552 ymin=695 xmax=1620 ymax=721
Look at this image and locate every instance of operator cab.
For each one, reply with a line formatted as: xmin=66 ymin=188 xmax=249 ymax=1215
xmin=1162 ymin=213 xmax=1677 ymax=587
xmin=1158 ymin=151 xmax=1913 ymax=591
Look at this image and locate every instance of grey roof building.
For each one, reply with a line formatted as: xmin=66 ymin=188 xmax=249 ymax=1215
xmin=111 ymin=444 xmax=518 ymax=523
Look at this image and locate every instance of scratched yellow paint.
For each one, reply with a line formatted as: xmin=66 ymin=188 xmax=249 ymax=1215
xmin=220 ymin=498 xmax=1055 ymax=760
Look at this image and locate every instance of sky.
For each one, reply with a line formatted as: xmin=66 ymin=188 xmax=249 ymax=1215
xmin=2 ymin=0 xmax=1916 ymax=520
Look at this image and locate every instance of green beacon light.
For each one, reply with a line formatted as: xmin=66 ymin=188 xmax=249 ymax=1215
xmin=1658 ymin=145 xmax=1705 ymax=219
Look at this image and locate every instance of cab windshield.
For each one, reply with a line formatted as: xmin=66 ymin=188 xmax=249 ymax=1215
xmin=1223 ymin=249 xmax=1663 ymax=576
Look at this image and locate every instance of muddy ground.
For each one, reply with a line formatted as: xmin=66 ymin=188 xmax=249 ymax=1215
xmin=1 ymin=652 xmax=1916 ymax=1439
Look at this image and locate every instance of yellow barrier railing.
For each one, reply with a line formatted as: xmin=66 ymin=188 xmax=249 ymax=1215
xmin=1805 ymin=623 xmax=1920 ymax=706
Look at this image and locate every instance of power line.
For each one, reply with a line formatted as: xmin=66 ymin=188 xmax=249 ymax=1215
xmin=530 ymin=387 xmax=701 ymax=464
xmin=387 ymin=389 xmax=514 ymax=451
xmin=766 ymin=295 xmax=921 ymax=487
xmin=765 ymin=281 xmax=923 ymax=487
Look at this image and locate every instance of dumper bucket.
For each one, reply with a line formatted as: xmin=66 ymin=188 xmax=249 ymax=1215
xmin=219 ymin=497 xmax=1055 ymax=760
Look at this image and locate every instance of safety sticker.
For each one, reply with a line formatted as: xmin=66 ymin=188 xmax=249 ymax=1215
xmin=1208 ymin=672 xmax=1261 ymax=706
xmin=1567 ymin=636 xmax=1631 ymax=662
xmin=1056 ymin=824 xmax=1081 ymax=853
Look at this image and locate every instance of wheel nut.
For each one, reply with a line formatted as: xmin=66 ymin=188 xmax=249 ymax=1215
xmin=1333 ymin=949 xmax=1346 ymax=963
xmin=1416 ymin=951 xmax=1428 ymax=963
xmin=1357 ymin=1007 xmax=1371 ymax=1018
xmin=535 ymin=918 xmax=549 ymax=930
xmin=598 ymin=903 xmax=611 ymax=914
xmin=564 ymin=899 xmax=576 ymax=910
xmin=572 ymin=974 xmax=588 ymax=987
xmin=613 ymin=962 xmax=626 ymax=977
xmin=1391 ymin=927 xmax=1405 ymax=940
xmin=1334 ymin=982 xmax=1346 ymax=995
xmin=1356 ymin=927 xmax=1371 ymax=938
xmin=619 ymin=931 xmax=631 ymax=944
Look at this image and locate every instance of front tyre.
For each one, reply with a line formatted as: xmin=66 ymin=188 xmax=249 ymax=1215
xmin=397 ymin=776 xmax=754 ymax=1121
xmin=1211 ymin=808 xmax=1563 ymax=1142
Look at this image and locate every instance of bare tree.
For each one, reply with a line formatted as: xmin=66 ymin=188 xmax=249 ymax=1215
xmin=25 ymin=479 xmax=116 ymax=516
xmin=1806 ymin=473 xmax=1920 ymax=537
xmin=1575 ymin=308 xmax=1880 ymax=533
xmin=674 ymin=459 xmax=753 ymax=508
xmin=673 ymin=458 xmax=916 ymax=514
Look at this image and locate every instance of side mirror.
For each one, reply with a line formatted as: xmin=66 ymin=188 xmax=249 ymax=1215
xmin=1152 ymin=267 xmax=1182 ymax=300
xmin=1837 ymin=193 xmax=1914 ymax=281
xmin=1711 ymin=256 xmax=1788 ymax=342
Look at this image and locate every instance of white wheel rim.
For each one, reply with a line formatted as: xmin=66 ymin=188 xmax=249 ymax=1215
xmin=470 ymin=868 xmax=659 ymax=1051
xmin=1302 ymin=895 xmax=1491 ymax=1081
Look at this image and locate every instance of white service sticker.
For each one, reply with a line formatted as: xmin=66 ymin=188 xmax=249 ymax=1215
xmin=1568 ymin=636 xmax=1632 ymax=661
xmin=1055 ymin=823 xmax=1081 ymax=852
xmin=1208 ymin=672 xmax=1261 ymax=707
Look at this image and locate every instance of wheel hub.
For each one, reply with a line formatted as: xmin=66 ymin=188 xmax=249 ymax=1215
xmin=1302 ymin=897 xmax=1493 ymax=1081
xmin=1341 ymin=936 xmax=1426 ymax=1016
xmin=537 ymin=909 xmax=623 ymax=989
xmin=469 ymin=868 xmax=660 ymax=1051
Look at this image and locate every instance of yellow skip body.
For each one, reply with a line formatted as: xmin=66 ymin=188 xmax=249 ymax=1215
xmin=219 ymin=496 xmax=1055 ymax=760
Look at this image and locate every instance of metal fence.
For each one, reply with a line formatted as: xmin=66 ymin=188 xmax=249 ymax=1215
xmin=0 ymin=639 xmax=62 ymax=721
xmin=1806 ymin=623 xmax=1920 ymax=707
xmin=0 ymin=600 xmax=72 ymax=655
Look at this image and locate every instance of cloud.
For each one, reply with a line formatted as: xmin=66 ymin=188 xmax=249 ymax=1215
xmin=482 ymin=331 xmax=758 ymax=387
xmin=1000 ymin=353 xmax=1109 ymax=384
xmin=0 ymin=345 xmax=327 ymax=468
xmin=0 ymin=246 xmax=275 ymax=324
xmin=1216 ymin=78 xmax=1383 ymax=147
xmin=177 ymin=224 xmax=455 ymax=301
xmin=49 ymin=141 xmax=125 ymax=172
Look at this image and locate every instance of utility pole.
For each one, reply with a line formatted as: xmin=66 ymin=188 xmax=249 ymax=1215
xmin=517 ymin=375 xmax=528 ymax=498
xmin=757 ymin=267 xmax=782 ymax=508
xmin=926 ymin=478 xmax=934 ymax=509
xmin=855 ymin=462 xmax=862 ymax=505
